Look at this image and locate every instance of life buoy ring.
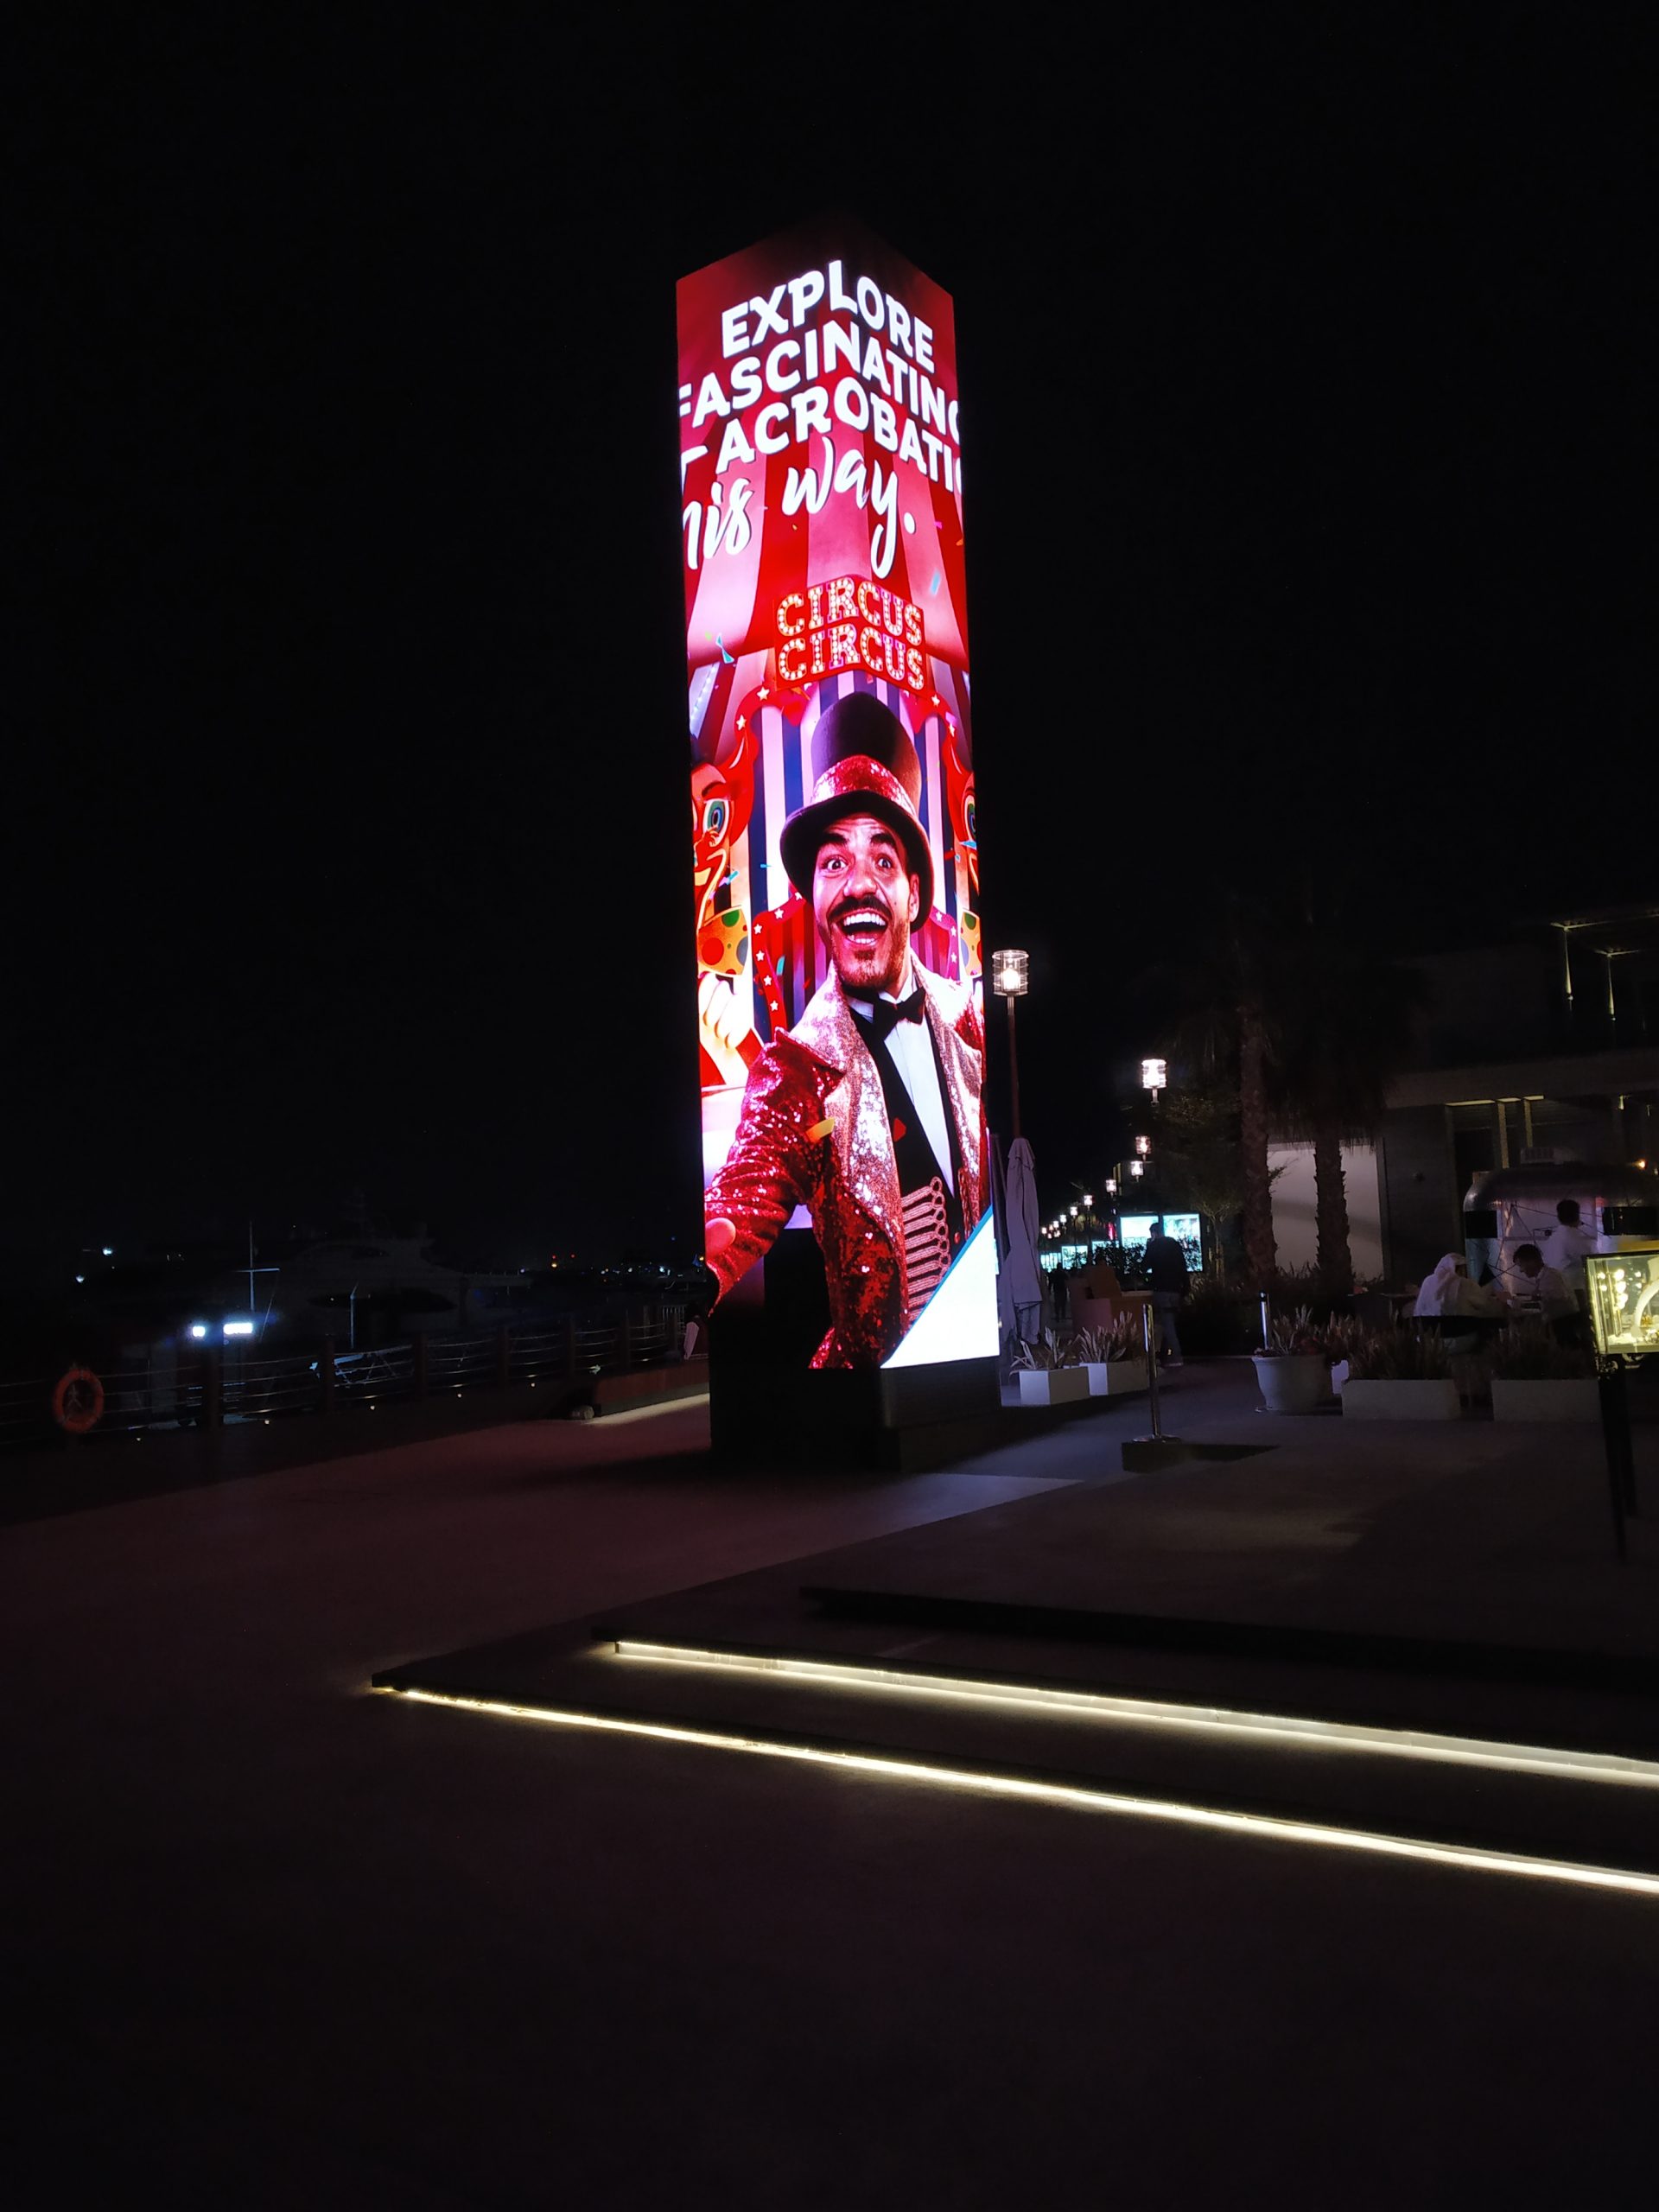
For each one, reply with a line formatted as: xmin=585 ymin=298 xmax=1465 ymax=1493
xmin=53 ymin=1367 xmax=105 ymax=1434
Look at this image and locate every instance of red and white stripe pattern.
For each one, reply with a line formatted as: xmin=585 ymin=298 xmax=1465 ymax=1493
xmin=900 ymin=1178 xmax=953 ymax=1319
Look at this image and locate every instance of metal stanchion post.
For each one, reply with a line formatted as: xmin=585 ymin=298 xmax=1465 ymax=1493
xmin=1142 ymin=1300 xmax=1163 ymax=1440
xmin=1598 ymin=1364 xmax=1635 ymax=1563
xmin=1260 ymin=1291 xmax=1273 ymax=1348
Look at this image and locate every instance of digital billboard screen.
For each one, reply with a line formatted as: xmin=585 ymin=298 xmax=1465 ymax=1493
xmin=679 ymin=221 xmax=992 ymax=1374
xmin=1117 ymin=1214 xmax=1204 ymax=1273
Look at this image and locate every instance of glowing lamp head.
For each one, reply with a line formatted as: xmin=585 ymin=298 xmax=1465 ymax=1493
xmin=1140 ymin=1057 xmax=1167 ymax=1095
xmin=1135 ymin=1134 xmax=1152 ymax=1158
xmin=1105 ymin=1178 xmax=1118 ymax=1196
xmin=991 ymin=948 xmax=1029 ymax=998
xmin=1129 ymin=1160 xmax=1145 ymax=1179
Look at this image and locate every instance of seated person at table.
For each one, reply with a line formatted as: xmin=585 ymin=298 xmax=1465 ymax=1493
xmin=1501 ymin=1243 xmax=1576 ymax=1324
xmin=1413 ymin=1252 xmax=1500 ymax=1320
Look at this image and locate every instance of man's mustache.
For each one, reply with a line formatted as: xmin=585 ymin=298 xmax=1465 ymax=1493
xmin=830 ymin=893 xmax=893 ymax=927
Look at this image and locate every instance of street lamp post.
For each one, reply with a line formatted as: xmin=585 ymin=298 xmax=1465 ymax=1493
xmin=991 ymin=949 xmax=1030 ymax=1142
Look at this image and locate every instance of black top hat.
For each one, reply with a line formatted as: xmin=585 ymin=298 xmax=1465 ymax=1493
xmin=779 ymin=693 xmax=934 ymax=909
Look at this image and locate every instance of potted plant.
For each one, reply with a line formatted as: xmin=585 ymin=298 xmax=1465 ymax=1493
xmin=1320 ymin=1313 xmax=1371 ymax=1397
xmin=1339 ymin=1326 xmax=1459 ymax=1421
xmin=1072 ymin=1314 xmax=1148 ymax=1397
xmin=1011 ymin=1331 xmax=1090 ymax=1406
xmin=1488 ymin=1325 xmax=1599 ymax=1423
xmin=1250 ymin=1308 xmax=1330 ymax=1414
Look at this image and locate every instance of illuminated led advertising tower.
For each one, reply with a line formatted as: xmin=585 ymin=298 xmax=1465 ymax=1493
xmin=678 ymin=221 xmax=995 ymax=1427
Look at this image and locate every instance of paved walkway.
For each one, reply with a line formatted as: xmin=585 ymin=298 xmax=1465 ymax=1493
xmin=963 ymin=1357 xmax=1659 ymax=1648
xmin=5 ymin=1379 xmax=1659 ymax=2204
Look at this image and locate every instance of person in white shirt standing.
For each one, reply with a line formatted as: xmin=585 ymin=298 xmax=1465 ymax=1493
xmin=1547 ymin=1198 xmax=1598 ymax=1297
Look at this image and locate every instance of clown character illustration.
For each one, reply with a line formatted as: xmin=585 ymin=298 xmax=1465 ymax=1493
xmin=703 ymin=693 xmax=986 ymax=1368
xmin=691 ymin=715 xmax=759 ymax=1089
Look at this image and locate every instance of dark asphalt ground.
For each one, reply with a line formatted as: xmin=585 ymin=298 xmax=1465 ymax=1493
xmin=5 ymin=1382 xmax=1658 ymax=2206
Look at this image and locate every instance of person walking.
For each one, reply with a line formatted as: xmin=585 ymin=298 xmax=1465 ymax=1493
xmin=1143 ymin=1217 xmax=1189 ymax=1367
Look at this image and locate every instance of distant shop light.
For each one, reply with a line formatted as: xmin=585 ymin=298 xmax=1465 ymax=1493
xmin=223 ymin=1320 xmax=255 ymax=1338
xmin=101 ymin=1245 xmax=114 ymax=1257
xmin=189 ymin=1323 xmax=209 ymax=1339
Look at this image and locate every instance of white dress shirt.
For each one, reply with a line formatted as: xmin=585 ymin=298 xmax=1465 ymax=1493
xmin=1548 ymin=1221 xmax=1596 ymax=1290
xmin=850 ymin=963 xmax=955 ymax=1196
xmin=1510 ymin=1262 xmax=1575 ymax=1320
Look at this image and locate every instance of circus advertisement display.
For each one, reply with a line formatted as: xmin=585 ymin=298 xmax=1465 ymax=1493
xmin=679 ymin=220 xmax=995 ymax=1373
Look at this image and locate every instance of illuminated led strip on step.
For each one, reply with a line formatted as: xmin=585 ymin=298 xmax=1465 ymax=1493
xmin=376 ymin=1686 xmax=1659 ymax=1898
xmin=610 ymin=1640 xmax=1659 ymax=1792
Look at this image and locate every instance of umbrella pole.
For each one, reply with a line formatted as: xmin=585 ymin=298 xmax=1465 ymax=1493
xmin=1005 ymin=992 xmax=1021 ymax=1143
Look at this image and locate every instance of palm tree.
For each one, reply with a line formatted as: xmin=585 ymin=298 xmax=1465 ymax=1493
xmin=1154 ymin=1080 xmax=1248 ymax=1278
xmin=1135 ymin=898 xmax=1283 ymax=1289
xmin=1268 ymin=944 xmax=1426 ymax=1292
xmin=1135 ymin=892 xmax=1424 ymax=1294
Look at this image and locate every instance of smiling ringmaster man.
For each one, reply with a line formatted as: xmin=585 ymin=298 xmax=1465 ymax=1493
xmin=703 ymin=692 xmax=986 ymax=1368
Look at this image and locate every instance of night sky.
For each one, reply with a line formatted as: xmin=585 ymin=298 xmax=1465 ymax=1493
xmin=10 ymin=12 xmax=1648 ymax=1273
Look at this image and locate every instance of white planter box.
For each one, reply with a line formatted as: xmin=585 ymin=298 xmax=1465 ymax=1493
xmin=1491 ymin=1379 xmax=1600 ymax=1424
xmin=1341 ymin=1378 xmax=1461 ymax=1421
xmin=1084 ymin=1361 xmax=1147 ymax=1397
xmin=1017 ymin=1367 xmax=1091 ymax=1406
xmin=1252 ymin=1353 xmax=1329 ymax=1414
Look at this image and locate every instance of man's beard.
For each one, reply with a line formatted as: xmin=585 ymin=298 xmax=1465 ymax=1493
xmin=824 ymin=893 xmax=909 ymax=1000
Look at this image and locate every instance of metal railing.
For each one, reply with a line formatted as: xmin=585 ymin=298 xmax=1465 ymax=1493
xmin=1 ymin=1303 xmax=690 ymax=1451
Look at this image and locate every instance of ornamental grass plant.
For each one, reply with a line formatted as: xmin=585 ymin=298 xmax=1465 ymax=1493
xmin=1011 ymin=1329 xmax=1073 ymax=1372
xmin=1258 ymin=1306 xmax=1323 ymax=1357
xmin=1487 ymin=1324 xmax=1597 ymax=1382
xmin=1072 ymin=1314 xmax=1141 ymax=1364
xmin=1345 ymin=1325 xmax=1452 ymax=1382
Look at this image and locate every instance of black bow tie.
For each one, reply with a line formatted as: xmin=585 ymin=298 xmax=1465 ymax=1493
xmin=867 ymin=987 xmax=925 ymax=1041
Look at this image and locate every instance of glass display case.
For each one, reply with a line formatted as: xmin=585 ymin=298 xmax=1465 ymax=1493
xmin=1586 ymin=1249 xmax=1659 ymax=1358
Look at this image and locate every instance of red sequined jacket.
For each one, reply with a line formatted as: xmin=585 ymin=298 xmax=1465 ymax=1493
xmin=703 ymin=966 xmax=986 ymax=1368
